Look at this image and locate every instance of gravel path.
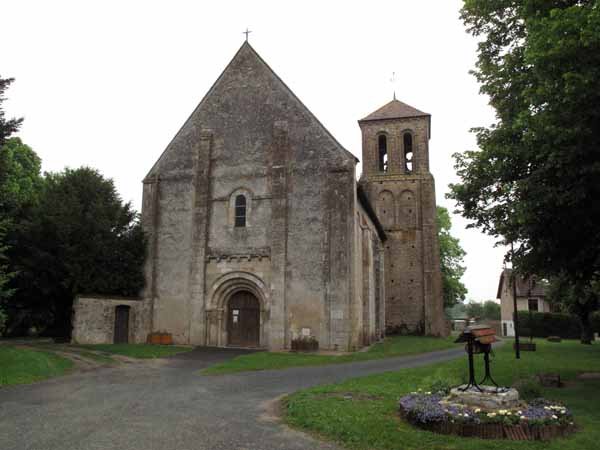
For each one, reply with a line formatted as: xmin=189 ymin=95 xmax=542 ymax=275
xmin=0 ymin=346 xmax=464 ymax=450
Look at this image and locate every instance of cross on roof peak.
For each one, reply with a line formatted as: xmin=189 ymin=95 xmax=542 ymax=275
xmin=243 ymin=28 xmax=252 ymax=42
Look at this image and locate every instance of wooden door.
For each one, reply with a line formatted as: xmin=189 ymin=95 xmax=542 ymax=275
xmin=227 ymin=292 xmax=260 ymax=347
xmin=114 ymin=305 xmax=130 ymax=344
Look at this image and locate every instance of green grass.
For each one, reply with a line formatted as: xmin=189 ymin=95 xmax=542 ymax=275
xmin=202 ymin=335 xmax=456 ymax=375
xmin=284 ymin=340 xmax=600 ymax=450
xmin=0 ymin=345 xmax=74 ymax=386
xmin=80 ymin=344 xmax=192 ymax=359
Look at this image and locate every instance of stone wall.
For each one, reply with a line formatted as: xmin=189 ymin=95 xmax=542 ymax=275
xmin=72 ymin=296 xmax=151 ymax=344
xmin=353 ymin=197 xmax=386 ymax=348
xmin=140 ymin=42 xmax=380 ymax=351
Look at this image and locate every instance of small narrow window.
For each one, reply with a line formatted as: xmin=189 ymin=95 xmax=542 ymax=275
xmin=234 ymin=195 xmax=247 ymax=227
xmin=378 ymin=135 xmax=388 ymax=172
xmin=403 ymin=132 xmax=413 ymax=173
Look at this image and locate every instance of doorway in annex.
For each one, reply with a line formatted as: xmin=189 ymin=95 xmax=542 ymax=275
xmin=227 ymin=291 xmax=260 ymax=347
xmin=114 ymin=305 xmax=130 ymax=344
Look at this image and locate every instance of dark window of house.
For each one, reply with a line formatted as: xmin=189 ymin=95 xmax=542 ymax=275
xmin=234 ymin=195 xmax=247 ymax=227
xmin=404 ymin=132 xmax=413 ymax=173
xmin=378 ymin=135 xmax=388 ymax=172
xmin=528 ymin=298 xmax=538 ymax=312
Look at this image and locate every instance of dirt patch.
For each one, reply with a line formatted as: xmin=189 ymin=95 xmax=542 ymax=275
xmin=259 ymin=395 xmax=286 ymax=423
xmin=577 ymin=372 xmax=600 ymax=380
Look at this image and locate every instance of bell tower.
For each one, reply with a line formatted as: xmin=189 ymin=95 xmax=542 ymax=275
xmin=358 ymin=99 xmax=446 ymax=336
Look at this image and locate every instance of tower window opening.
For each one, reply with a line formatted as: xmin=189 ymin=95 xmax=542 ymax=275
xmin=378 ymin=135 xmax=388 ymax=172
xmin=234 ymin=195 xmax=247 ymax=227
xmin=403 ymin=132 xmax=413 ymax=173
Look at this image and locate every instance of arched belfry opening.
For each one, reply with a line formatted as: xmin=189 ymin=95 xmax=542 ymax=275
xmin=227 ymin=291 xmax=260 ymax=347
xmin=378 ymin=135 xmax=388 ymax=172
xmin=403 ymin=132 xmax=413 ymax=173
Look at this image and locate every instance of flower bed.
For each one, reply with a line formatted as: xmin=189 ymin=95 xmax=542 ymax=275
xmin=398 ymin=392 xmax=576 ymax=441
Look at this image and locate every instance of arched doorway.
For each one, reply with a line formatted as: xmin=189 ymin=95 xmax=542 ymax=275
xmin=114 ymin=305 xmax=130 ymax=344
xmin=227 ymin=291 xmax=260 ymax=347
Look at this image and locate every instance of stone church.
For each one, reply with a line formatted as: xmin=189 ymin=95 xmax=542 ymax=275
xmin=72 ymin=42 xmax=446 ymax=351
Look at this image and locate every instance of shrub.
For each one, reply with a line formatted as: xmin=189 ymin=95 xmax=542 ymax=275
xmin=428 ymin=378 xmax=453 ymax=395
xmin=420 ymin=374 xmax=460 ymax=395
xmin=0 ymin=305 xmax=6 ymax=335
xmin=517 ymin=311 xmax=581 ymax=339
xmin=513 ymin=378 xmax=542 ymax=401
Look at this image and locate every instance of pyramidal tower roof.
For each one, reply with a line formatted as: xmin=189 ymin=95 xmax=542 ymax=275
xmin=359 ymin=99 xmax=429 ymax=123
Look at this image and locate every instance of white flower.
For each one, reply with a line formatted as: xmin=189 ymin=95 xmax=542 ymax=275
xmin=474 ymin=408 xmax=481 ymax=413
xmin=517 ymin=410 xmax=522 ymax=415
xmin=552 ymin=415 xmax=558 ymax=420
xmin=463 ymin=413 xmax=469 ymax=418
xmin=520 ymin=416 xmax=527 ymax=420
xmin=425 ymin=391 xmax=431 ymax=395
xmin=487 ymin=413 xmax=497 ymax=418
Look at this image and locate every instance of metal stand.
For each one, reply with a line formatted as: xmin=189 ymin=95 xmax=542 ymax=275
xmin=459 ymin=338 xmax=482 ymax=392
xmin=479 ymin=350 xmax=499 ymax=388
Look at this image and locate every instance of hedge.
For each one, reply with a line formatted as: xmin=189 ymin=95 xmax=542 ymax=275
xmin=516 ymin=311 xmax=600 ymax=339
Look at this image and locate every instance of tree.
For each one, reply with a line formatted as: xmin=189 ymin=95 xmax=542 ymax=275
xmin=0 ymin=223 xmax=14 ymax=333
xmin=449 ymin=1 xmax=600 ymax=342
xmin=0 ymin=138 xmax=43 ymax=335
xmin=465 ymin=302 xmax=483 ymax=320
xmin=0 ymin=76 xmax=22 ymax=147
xmin=437 ymin=206 xmax=467 ymax=307
xmin=12 ymin=167 xmax=146 ymax=336
xmin=465 ymin=300 xmax=500 ymax=321
xmin=482 ymin=300 xmax=501 ymax=321
xmin=0 ymin=77 xmax=25 ymax=329
xmin=0 ymin=138 xmax=43 ymax=217
xmin=547 ymin=274 xmax=599 ymax=344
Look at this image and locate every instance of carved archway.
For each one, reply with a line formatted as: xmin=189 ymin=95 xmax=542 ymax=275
xmin=206 ymin=272 xmax=269 ymax=347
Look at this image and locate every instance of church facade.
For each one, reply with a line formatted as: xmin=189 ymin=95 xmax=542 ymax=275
xmin=72 ymin=42 xmax=446 ymax=350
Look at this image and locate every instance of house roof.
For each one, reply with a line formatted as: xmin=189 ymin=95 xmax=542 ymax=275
xmin=359 ymin=99 xmax=430 ymax=123
xmin=496 ymin=269 xmax=547 ymax=299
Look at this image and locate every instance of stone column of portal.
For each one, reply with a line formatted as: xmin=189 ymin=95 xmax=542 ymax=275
xmin=188 ymin=130 xmax=213 ymax=345
xmin=268 ymin=121 xmax=289 ymax=349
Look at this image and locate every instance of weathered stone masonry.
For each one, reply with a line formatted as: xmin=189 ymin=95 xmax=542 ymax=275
xmin=358 ymin=101 xmax=446 ymax=336
xmin=71 ymin=42 xmax=446 ymax=348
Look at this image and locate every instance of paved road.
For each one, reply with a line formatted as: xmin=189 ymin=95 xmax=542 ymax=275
xmin=0 ymin=346 xmax=464 ymax=450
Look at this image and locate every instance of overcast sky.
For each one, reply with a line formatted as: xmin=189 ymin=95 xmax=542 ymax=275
xmin=2 ymin=0 xmax=507 ymax=302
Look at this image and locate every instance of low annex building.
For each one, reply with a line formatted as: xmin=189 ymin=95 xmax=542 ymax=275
xmin=72 ymin=42 xmax=446 ymax=350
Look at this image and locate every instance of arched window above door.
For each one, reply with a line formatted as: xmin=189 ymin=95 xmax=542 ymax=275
xmin=234 ymin=194 xmax=247 ymax=227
